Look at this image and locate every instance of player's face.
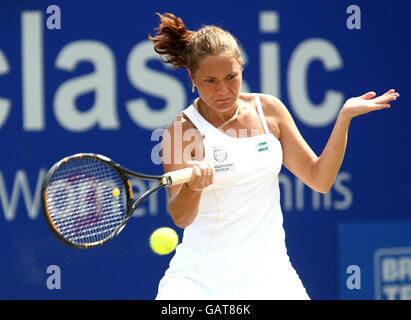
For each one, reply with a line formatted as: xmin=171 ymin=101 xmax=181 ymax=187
xmin=191 ymin=53 xmax=243 ymax=114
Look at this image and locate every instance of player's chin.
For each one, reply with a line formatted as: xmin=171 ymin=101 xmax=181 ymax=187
xmin=213 ymin=98 xmax=236 ymax=109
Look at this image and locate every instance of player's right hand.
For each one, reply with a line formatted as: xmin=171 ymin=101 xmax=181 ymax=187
xmin=184 ymin=160 xmax=214 ymax=191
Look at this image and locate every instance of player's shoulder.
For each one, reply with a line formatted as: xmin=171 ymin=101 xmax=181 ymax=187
xmin=165 ymin=110 xmax=194 ymax=132
xmin=252 ymin=93 xmax=290 ymax=118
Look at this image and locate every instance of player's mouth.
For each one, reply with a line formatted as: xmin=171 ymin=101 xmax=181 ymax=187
xmin=215 ymin=98 xmax=233 ymax=104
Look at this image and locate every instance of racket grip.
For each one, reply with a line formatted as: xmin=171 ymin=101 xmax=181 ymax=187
xmin=163 ymin=167 xmax=193 ymax=186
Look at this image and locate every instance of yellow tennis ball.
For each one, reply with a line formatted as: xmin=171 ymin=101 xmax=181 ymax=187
xmin=112 ymin=188 xmax=120 ymax=197
xmin=150 ymin=227 xmax=179 ymax=255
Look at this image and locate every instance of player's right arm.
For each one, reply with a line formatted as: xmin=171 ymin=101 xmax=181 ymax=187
xmin=161 ymin=114 xmax=214 ymax=229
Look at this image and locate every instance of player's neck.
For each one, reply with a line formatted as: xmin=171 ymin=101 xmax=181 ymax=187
xmin=195 ymin=98 xmax=240 ymax=127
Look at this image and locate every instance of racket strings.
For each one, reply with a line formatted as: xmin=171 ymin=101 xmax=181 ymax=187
xmin=46 ymin=157 xmax=127 ymax=245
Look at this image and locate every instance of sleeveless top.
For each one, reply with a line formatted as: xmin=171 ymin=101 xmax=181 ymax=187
xmin=156 ymin=94 xmax=309 ymax=300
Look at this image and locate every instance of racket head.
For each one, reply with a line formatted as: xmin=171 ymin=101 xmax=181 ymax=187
xmin=41 ymin=153 xmax=133 ymax=248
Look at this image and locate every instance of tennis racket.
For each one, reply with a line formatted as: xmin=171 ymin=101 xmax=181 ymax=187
xmin=41 ymin=153 xmax=192 ymax=249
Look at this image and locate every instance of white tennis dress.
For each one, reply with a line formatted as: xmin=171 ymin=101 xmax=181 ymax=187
xmin=156 ymin=94 xmax=309 ymax=300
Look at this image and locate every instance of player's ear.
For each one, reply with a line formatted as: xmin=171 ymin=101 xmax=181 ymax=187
xmin=187 ymin=68 xmax=194 ymax=83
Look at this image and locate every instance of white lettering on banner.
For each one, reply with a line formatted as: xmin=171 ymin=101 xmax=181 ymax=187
xmin=260 ymin=42 xmax=280 ymax=98
xmin=259 ymin=11 xmax=280 ymax=98
xmin=288 ymin=39 xmax=344 ymax=127
xmin=22 ymin=11 xmax=45 ymax=131
xmin=0 ymin=10 xmax=345 ymax=131
xmin=0 ymin=169 xmax=160 ymax=221
xmin=279 ymin=172 xmax=353 ymax=212
xmin=0 ymin=50 xmax=11 ymax=127
xmin=382 ymin=257 xmax=411 ymax=282
xmin=332 ymin=172 xmax=353 ymax=210
xmin=258 ymin=11 xmax=344 ymax=124
xmin=0 ymin=169 xmax=46 ymax=221
xmin=129 ymin=179 xmax=159 ymax=217
xmin=126 ymin=41 xmax=186 ymax=129
xmin=382 ymin=284 xmax=411 ymax=300
xmin=54 ymin=41 xmax=119 ymax=131
xmin=374 ymin=247 xmax=411 ymax=300
xmin=0 ymin=169 xmax=353 ymax=222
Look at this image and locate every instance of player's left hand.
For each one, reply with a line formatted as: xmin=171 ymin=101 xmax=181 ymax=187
xmin=340 ymin=89 xmax=399 ymax=119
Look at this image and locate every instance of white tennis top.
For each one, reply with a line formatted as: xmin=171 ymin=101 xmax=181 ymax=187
xmin=156 ymin=94 xmax=309 ymax=300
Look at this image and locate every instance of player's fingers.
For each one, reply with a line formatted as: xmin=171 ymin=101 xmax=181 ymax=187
xmin=185 ymin=165 xmax=203 ymax=191
xmin=382 ymin=89 xmax=396 ymax=95
xmin=204 ymin=162 xmax=214 ymax=177
xmin=184 ymin=160 xmax=214 ymax=190
xmin=205 ymin=163 xmax=214 ymax=185
xmin=374 ymin=94 xmax=398 ymax=104
xmin=194 ymin=161 xmax=214 ymax=188
xmin=367 ymin=103 xmax=391 ymax=112
xmin=375 ymin=103 xmax=391 ymax=110
xmin=184 ymin=161 xmax=200 ymax=180
xmin=359 ymin=91 xmax=376 ymax=99
xmin=184 ymin=161 xmax=207 ymax=190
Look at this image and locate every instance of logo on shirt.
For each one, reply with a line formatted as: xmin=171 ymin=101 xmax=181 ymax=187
xmin=212 ymin=146 xmax=235 ymax=173
xmin=256 ymin=141 xmax=269 ymax=153
xmin=213 ymin=146 xmax=228 ymax=162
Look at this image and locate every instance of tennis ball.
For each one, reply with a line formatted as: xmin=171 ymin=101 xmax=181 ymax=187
xmin=112 ymin=188 xmax=120 ymax=197
xmin=150 ymin=227 xmax=179 ymax=255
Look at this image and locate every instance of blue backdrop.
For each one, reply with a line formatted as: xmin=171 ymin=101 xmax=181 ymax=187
xmin=0 ymin=0 xmax=410 ymax=300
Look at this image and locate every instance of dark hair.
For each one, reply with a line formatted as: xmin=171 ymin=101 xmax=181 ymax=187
xmin=149 ymin=13 xmax=244 ymax=74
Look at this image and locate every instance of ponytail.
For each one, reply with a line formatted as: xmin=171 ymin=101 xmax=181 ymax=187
xmin=148 ymin=13 xmax=194 ymax=69
xmin=149 ymin=13 xmax=244 ymax=73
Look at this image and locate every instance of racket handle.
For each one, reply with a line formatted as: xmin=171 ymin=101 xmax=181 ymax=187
xmin=163 ymin=167 xmax=193 ymax=186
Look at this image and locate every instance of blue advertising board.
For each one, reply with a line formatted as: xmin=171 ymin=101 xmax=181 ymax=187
xmin=0 ymin=0 xmax=410 ymax=299
xmin=339 ymin=220 xmax=411 ymax=300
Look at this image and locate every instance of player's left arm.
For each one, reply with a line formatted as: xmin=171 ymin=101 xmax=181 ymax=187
xmin=261 ymin=89 xmax=399 ymax=194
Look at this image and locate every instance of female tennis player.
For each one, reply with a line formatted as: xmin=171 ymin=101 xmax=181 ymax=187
xmin=149 ymin=13 xmax=399 ymax=299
